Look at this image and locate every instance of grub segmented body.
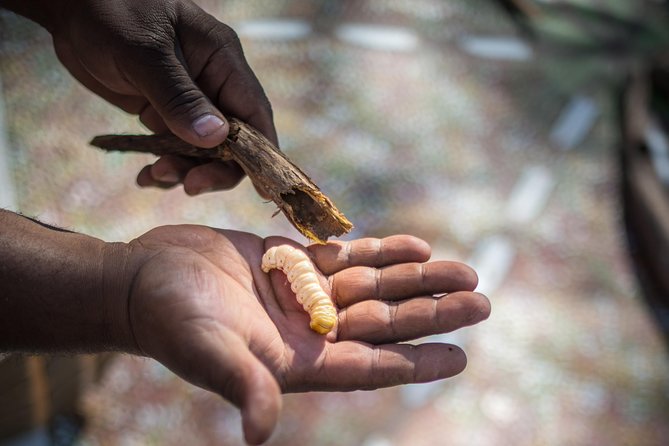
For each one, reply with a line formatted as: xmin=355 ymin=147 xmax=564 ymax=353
xmin=261 ymin=245 xmax=337 ymax=334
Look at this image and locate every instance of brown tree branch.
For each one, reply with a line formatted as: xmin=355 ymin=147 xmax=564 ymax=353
xmin=90 ymin=118 xmax=353 ymax=243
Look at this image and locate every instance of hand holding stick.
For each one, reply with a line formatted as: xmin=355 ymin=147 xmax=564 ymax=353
xmin=91 ymin=118 xmax=353 ymax=243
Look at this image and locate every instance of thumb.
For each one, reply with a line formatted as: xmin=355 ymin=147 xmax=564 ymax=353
xmin=126 ymin=52 xmax=229 ymax=148
xmin=210 ymin=336 xmax=283 ymax=445
xmin=238 ymin=361 xmax=283 ymax=445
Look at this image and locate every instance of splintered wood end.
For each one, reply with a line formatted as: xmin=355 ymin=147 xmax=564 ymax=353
xmin=280 ymin=188 xmax=354 ymax=244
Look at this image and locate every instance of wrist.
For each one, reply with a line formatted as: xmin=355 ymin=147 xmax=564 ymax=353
xmin=101 ymin=241 xmax=143 ymax=355
xmin=0 ymin=210 xmax=143 ymax=354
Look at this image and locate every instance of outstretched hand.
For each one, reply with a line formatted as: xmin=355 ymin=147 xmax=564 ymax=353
xmin=124 ymin=226 xmax=490 ymax=444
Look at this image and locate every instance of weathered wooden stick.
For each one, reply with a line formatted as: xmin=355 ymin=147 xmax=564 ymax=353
xmin=90 ymin=118 xmax=353 ymax=243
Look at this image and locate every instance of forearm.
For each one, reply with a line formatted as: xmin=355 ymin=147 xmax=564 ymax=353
xmin=0 ymin=209 xmax=138 ymax=353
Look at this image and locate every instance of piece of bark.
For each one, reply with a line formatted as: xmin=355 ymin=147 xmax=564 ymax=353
xmin=90 ymin=118 xmax=353 ymax=243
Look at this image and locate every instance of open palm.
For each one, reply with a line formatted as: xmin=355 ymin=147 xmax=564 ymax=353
xmin=125 ymin=225 xmax=490 ymax=444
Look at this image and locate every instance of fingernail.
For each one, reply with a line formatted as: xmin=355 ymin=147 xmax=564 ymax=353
xmin=194 ymin=186 xmax=215 ymax=195
xmin=156 ymin=171 xmax=180 ymax=183
xmin=193 ymin=114 xmax=225 ymax=137
xmin=186 ymin=184 xmax=215 ymax=196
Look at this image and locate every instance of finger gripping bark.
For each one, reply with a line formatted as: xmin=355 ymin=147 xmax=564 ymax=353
xmin=89 ymin=118 xmax=353 ymax=244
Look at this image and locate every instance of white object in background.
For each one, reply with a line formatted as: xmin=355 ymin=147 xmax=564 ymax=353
xmin=505 ymin=165 xmax=555 ymax=224
xmin=335 ymin=24 xmax=419 ymax=52
xmin=458 ymin=35 xmax=533 ymax=61
xmin=361 ymin=434 xmax=394 ymax=446
xmin=468 ymin=235 xmax=516 ymax=296
xmin=479 ymin=390 xmax=520 ymax=424
xmin=643 ymin=117 xmax=669 ymax=186
xmin=0 ymin=74 xmax=17 ymax=211
xmin=549 ymin=94 xmax=600 ymax=150
xmin=236 ymin=19 xmax=312 ymax=41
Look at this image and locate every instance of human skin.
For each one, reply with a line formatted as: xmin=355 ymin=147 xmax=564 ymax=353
xmin=1 ymin=0 xmax=276 ymax=196
xmin=0 ymin=210 xmax=491 ymax=444
xmin=0 ymin=2 xmax=492 ymax=442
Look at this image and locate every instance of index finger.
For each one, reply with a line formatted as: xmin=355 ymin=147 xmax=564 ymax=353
xmin=309 ymin=235 xmax=431 ymax=275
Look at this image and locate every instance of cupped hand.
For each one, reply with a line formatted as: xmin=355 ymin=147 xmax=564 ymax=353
xmin=125 ymin=226 xmax=490 ymax=444
xmin=49 ymin=0 xmax=276 ymax=195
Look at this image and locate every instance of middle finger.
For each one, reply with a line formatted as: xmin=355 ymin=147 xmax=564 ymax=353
xmin=331 ymin=261 xmax=478 ymax=307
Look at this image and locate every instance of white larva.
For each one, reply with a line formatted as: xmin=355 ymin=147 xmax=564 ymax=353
xmin=261 ymin=245 xmax=337 ymax=334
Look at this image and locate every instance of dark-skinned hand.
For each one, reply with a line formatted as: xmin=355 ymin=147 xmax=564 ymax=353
xmin=125 ymin=226 xmax=490 ymax=444
xmin=2 ymin=0 xmax=276 ymax=195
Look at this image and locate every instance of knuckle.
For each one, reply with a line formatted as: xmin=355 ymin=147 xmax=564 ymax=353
xmin=161 ymin=86 xmax=207 ymax=117
xmin=217 ymin=23 xmax=241 ymax=48
xmin=118 ymin=18 xmax=175 ymax=58
xmin=191 ymin=11 xmax=241 ymax=51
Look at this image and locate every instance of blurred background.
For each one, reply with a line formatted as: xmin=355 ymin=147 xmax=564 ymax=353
xmin=1 ymin=0 xmax=669 ymax=445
